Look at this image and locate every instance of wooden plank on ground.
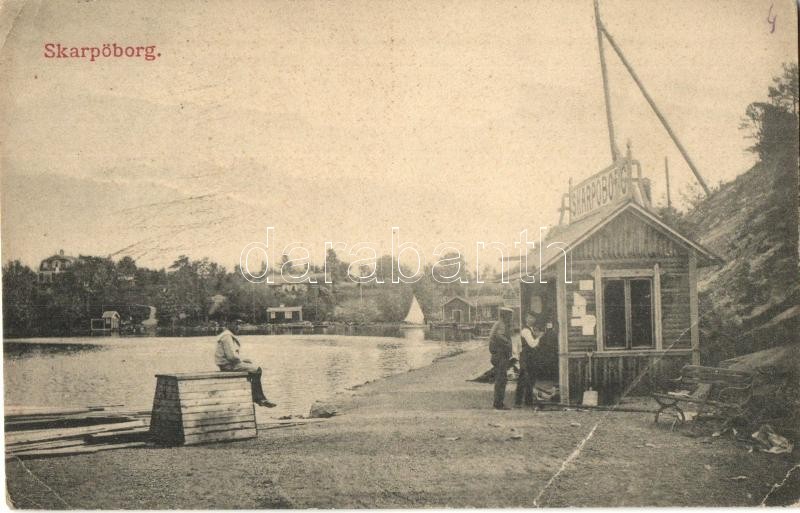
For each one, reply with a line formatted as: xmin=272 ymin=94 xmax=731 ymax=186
xmin=5 ymin=438 xmax=87 ymax=452
xmin=5 ymin=406 xmax=94 ymax=417
xmin=5 ymin=420 xmax=147 ymax=446
xmin=86 ymin=427 xmax=150 ymax=442
xmin=7 ymin=441 xmax=147 ymax=459
xmin=5 ymin=414 xmax=139 ymax=431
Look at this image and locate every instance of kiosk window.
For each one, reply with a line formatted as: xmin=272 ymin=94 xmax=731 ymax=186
xmin=603 ymin=278 xmax=654 ymax=349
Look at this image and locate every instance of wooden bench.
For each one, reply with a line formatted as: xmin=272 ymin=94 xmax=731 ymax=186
xmin=149 ymin=372 xmax=257 ymax=446
xmin=652 ymin=365 xmax=754 ymax=428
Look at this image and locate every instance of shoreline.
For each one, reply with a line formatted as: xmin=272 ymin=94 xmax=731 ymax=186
xmin=6 ymin=344 xmax=798 ymax=508
xmin=2 ymin=330 xmax=463 ymax=344
xmin=4 ymin=334 xmax=479 ymax=422
xmin=1 ymin=321 xmax=451 ymax=342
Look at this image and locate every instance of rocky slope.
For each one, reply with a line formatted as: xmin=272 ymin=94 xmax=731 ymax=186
xmin=683 ymin=148 xmax=798 ymax=362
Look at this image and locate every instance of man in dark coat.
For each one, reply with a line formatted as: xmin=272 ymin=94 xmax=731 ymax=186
xmin=489 ymin=308 xmax=514 ymax=410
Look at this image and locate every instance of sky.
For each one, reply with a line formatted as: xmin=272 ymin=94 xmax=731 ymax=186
xmin=1 ymin=0 xmax=797 ymax=273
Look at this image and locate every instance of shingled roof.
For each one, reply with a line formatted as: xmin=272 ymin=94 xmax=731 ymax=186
xmin=508 ymin=198 xmax=722 ymax=281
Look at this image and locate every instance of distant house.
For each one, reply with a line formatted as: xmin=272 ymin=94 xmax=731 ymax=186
xmin=38 ymin=250 xmax=78 ymax=284
xmin=441 ymin=296 xmax=474 ymax=323
xmin=266 ymin=272 xmax=328 ymax=294
xmin=441 ymin=294 xmax=519 ymax=324
xmin=474 ymin=295 xmax=506 ymax=322
xmin=266 ymin=305 xmax=303 ymax=324
xmin=208 ymin=294 xmax=227 ymax=317
xmin=91 ymin=310 xmax=121 ymax=334
xmin=102 ymin=311 xmax=121 ymax=331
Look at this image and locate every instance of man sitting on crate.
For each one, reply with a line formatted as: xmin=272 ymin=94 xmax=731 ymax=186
xmin=215 ymin=323 xmax=277 ymax=408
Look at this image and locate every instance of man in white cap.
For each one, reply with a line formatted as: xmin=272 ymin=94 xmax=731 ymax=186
xmin=488 ymin=307 xmax=514 ymax=410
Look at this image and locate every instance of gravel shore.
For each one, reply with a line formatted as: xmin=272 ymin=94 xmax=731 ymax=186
xmin=6 ymin=344 xmax=798 ymax=508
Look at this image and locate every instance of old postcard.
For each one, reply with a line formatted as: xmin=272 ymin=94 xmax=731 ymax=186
xmin=1 ymin=0 xmax=798 ymax=508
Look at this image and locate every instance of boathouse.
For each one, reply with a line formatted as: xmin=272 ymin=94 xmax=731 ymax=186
xmin=266 ymin=305 xmax=303 ymax=324
xmin=441 ymin=296 xmax=473 ymax=323
xmin=516 ymin=156 xmax=720 ymax=405
xmin=441 ymin=294 xmax=520 ymax=325
xmin=102 ymin=311 xmax=121 ymax=331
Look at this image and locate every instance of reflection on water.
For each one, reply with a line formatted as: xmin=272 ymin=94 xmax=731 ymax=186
xmin=4 ymin=335 xmax=480 ymax=421
xmin=4 ymin=342 xmax=105 ymax=356
xmin=401 ymin=327 xmax=426 ymax=342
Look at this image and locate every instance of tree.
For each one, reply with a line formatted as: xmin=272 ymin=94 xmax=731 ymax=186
xmin=325 ymin=247 xmax=348 ymax=283
xmin=375 ymin=285 xmax=413 ymax=322
xmin=155 ymin=287 xmax=179 ymax=327
xmin=740 ymin=63 xmax=799 ymax=162
xmin=767 ymin=63 xmax=799 ymax=115
xmin=116 ymin=256 xmax=138 ymax=277
xmin=432 ymin=251 xmax=470 ymax=297
xmin=2 ymin=261 xmax=38 ymax=336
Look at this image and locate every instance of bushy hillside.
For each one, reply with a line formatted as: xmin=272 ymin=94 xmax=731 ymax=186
xmin=682 ymin=64 xmax=798 ymax=363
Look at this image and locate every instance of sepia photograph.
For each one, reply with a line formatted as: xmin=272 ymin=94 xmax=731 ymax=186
xmin=1 ymin=0 xmax=798 ymax=508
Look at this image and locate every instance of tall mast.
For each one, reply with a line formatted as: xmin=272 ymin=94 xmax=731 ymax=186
xmin=594 ymin=0 xmax=619 ymax=162
xmin=665 ymin=156 xmax=672 ymax=209
xmin=596 ymin=15 xmax=712 ymax=196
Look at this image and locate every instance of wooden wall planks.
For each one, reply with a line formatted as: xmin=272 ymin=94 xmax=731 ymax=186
xmin=149 ymin=373 xmax=257 ymax=446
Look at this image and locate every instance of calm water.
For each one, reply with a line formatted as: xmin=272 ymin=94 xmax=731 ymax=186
xmin=4 ymin=332 xmax=479 ymax=422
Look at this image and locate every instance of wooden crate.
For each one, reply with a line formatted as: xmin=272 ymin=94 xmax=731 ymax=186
xmin=149 ymin=372 xmax=257 ymax=446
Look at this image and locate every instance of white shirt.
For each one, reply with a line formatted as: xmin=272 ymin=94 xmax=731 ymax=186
xmin=520 ymin=327 xmax=540 ymax=349
xmin=511 ymin=335 xmax=521 ymax=360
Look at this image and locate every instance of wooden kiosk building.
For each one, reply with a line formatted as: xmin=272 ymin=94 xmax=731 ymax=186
xmin=517 ymin=155 xmax=720 ymax=404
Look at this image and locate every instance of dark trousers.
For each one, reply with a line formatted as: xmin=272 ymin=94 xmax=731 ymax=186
xmin=515 ymin=367 xmax=535 ymax=406
xmin=246 ymin=368 xmax=269 ymax=403
xmin=219 ymin=363 xmax=269 ymax=403
xmin=492 ymin=356 xmax=509 ymax=408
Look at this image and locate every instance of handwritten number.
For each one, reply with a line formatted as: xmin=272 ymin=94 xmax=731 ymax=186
xmin=767 ymin=4 xmax=777 ymax=34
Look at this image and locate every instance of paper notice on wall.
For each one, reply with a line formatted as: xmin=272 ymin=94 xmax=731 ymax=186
xmin=570 ymin=291 xmax=595 ymax=335
xmin=570 ymin=314 xmax=596 ymax=335
xmin=579 ymin=280 xmax=594 ymax=291
xmin=571 ymin=292 xmax=587 ymax=317
xmin=581 ymin=315 xmax=596 ymax=335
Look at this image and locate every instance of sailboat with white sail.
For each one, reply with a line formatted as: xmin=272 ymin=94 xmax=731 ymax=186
xmin=402 ymin=295 xmax=425 ymax=327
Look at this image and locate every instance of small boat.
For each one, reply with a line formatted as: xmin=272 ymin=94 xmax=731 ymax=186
xmin=400 ymin=296 xmax=425 ymax=327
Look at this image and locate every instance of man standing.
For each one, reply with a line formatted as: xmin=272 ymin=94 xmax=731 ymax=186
xmin=215 ymin=323 xmax=277 ymax=408
xmin=515 ymin=313 xmax=543 ymax=407
xmin=489 ymin=308 xmax=514 ymax=410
